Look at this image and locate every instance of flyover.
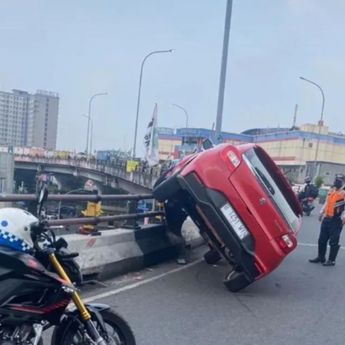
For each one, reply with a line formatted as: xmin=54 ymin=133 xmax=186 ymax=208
xmin=14 ymin=156 xmax=160 ymax=194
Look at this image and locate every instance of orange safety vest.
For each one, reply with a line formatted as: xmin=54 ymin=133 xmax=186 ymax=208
xmin=324 ymin=189 xmax=345 ymax=218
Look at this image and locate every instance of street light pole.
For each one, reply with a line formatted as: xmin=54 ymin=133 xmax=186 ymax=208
xmin=172 ymin=104 xmax=189 ymax=128
xmin=82 ymin=114 xmax=93 ymax=155
xmin=90 ymin=118 xmax=94 ymax=155
xmin=215 ymin=0 xmax=233 ymax=143
xmin=133 ymin=49 xmax=173 ymax=158
xmin=299 ymin=76 xmax=325 ymax=178
xmin=86 ymin=92 xmax=107 ymax=155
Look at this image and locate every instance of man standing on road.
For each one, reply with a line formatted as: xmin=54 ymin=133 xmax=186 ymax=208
xmin=309 ymin=177 xmax=345 ymax=266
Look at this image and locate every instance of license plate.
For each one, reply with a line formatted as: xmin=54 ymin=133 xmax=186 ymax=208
xmin=220 ymin=203 xmax=249 ymax=240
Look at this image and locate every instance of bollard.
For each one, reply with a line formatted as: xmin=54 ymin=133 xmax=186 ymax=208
xmin=123 ymin=200 xmax=141 ymax=229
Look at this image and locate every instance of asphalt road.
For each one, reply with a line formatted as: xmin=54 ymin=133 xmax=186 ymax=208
xmin=72 ymin=207 xmax=345 ymax=345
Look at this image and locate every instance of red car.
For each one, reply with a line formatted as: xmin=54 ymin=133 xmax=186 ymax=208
xmin=153 ymin=142 xmax=302 ymax=292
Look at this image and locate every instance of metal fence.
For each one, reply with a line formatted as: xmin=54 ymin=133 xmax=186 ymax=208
xmin=0 ymin=193 xmax=164 ymax=230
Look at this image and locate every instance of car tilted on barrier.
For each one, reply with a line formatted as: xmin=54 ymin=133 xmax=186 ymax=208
xmin=153 ymin=143 xmax=302 ymax=292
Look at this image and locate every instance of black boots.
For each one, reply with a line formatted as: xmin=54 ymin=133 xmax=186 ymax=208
xmin=309 ymin=257 xmax=326 ymax=264
xmin=323 ymin=245 xmax=341 ymax=266
xmin=323 ymin=260 xmax=335 ymax=266
xmin=309 ymin=242 xmax=327 ymax=263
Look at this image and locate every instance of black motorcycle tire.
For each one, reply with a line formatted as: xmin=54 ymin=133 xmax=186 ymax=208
xmin=54 ymin=310 xmax=136 ymax=345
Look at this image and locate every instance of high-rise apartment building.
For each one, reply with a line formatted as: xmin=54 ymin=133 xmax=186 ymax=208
xmin=0 ymin=89 xmax=59 ymax=149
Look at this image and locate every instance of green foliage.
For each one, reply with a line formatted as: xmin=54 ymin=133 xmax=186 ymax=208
xmin=314 ymin=176 xmax=324 ymax=189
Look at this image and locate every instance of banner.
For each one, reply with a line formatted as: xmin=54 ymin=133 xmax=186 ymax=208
xmin=126 ymin=160 xmax=138 ymax=173
xmin=144 ymin=103 xmax=159 ymax=167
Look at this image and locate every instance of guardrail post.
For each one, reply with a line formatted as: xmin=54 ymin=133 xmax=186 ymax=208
xmin=123 ymin=200 xmax=141 ymax=229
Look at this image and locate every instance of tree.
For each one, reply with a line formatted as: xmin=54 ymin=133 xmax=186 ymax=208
xmin=314 ymin=176 xmax=324 ymax=189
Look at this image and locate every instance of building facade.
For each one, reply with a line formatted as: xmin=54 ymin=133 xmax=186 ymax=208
xmin=0 ymin=89 xmax=59 ymax=149
xmin=157 ymin=124 xmax=345 ymax=185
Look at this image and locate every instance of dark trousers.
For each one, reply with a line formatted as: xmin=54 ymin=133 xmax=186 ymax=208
xmin=318 ymin=217 xmax=343 ymax=261
xmin=165 ymin=199 xmax=188 ymax=258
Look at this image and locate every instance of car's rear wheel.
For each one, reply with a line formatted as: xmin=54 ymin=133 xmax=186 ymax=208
xmin=204 ymin=248 xmax=222 ymax=265
xmin=223 ymin=269 xmax=251 ymax=292
xmin=153 ymin=174 xmax=180 ymax=202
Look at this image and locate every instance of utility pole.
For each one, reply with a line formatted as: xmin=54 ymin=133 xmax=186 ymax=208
xmin=215 ymin=0 xmax=233 ymax=143
xmin=293 ymin=104 xmax=298 ymax=128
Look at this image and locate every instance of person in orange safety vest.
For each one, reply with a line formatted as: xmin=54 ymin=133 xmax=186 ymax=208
xmin=309 ymin=177 xmax=345 ymax=266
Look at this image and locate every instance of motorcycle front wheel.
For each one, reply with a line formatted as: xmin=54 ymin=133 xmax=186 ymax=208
xmin=57 ymin=310 xmax=136 ymax=345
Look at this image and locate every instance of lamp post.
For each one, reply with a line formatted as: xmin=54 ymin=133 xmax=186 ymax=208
xmin=133 ymin=49 xmax=173 ymax=158
xmin=299 ymin=76 xmax=325 ymax=177
xmin=172 ymin=104 xmax=189 ymax=128
xmin=81 ymin=114 xmax=93 ymax=155
xmin=86 ymin=92 xmax=107 ymax=155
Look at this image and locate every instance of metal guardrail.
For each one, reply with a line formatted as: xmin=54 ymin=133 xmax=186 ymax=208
xmin=0 ymin=193 xmax=164 ymax=230
xmin=46 ymin=211 xmax=164 ymax=227
xmin=0 ymin=193 xmax=154 ymax=202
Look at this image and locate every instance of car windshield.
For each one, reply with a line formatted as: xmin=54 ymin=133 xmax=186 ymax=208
xmin=243 ymin=148 xmax=300 ymax=233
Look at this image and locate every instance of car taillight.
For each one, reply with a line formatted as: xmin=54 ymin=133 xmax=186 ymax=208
xmin=220 ymin=148 xmax=241 ymax=170
xmin=276 ymin=234 xmax=295 ymax=253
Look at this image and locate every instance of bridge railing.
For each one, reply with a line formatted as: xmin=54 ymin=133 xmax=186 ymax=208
xmin=0 ymin=193 xmax=164 ymax=231
xmin=15 ymin=156 xmax=162 ymax=189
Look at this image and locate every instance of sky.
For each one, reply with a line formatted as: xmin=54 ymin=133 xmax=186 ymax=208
xmin=1 ymin=0 xmax=345 ymax=155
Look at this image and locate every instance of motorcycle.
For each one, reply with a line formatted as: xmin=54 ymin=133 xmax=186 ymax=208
xmin=301 ymin=197 xmax=315 ymax=216
xmin=0 ymin=185 xmax=136 ymax=345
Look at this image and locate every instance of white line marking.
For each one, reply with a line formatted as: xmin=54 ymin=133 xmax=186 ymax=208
xmin=298 ymin=242 xmax=318 ymax=247
xmin=84 ymin=243 xmax=345 ymax=303
xmin=84 ymin=259 xmax=203 ymax=303
xmin=299 ymin=242 xmax=345 ymax=250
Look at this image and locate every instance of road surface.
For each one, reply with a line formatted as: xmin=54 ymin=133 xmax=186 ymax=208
xmin=53 ymin=208 xmax=345 ymax=345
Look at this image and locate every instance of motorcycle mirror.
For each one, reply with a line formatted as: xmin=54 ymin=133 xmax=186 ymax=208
xmin=37 ymin=186 xmax=49 ymax=218
xmin=202 ymin=138 xmax=214 ymax=150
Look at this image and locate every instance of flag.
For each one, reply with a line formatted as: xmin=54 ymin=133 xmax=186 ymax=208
xmin=144 ymin=103 xmax=159 ymax=166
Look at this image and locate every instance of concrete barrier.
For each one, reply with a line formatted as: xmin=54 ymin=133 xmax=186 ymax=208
xmin=62 ymin=219 xmax=204 ymax=280
xmin=64 ymin=224 xmax=184 ymax=280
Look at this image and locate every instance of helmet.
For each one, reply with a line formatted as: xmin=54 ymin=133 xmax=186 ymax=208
xmin=0 ymin=208 xmax=38 ymax=253
xmin=334 ymin=178 xmax=343 ymax=189
xmin=305 ymin=176 xmax=311 ymax=184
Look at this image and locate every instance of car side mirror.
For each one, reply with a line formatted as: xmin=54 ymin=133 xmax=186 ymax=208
xmin=202 ymin=139 xmax=214 ymax=150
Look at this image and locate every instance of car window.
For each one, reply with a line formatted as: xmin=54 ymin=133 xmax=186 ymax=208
xmin=243 ymin=148 xmax=300 ymax=233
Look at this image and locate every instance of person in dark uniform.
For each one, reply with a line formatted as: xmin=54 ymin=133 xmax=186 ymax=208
xmin=309 ymin=178 xmax=345 ymax=266
xmin=164 ymin=198 xmax=188 ymax=265
xmin=154 ymin=169 xmax=188 ymax=265
xmin=298 ymin=176 xmax=318 ymax=201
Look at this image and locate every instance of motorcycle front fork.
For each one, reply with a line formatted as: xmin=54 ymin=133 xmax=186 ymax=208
xmin=49 ymin=253 xmax=107 ymax=345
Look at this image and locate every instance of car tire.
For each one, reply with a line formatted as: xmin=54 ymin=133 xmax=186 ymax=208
xmin=223 ymin=269 xmax=251 ymax=292
xmin=204 ymin=249 xmax=222 ymax=265
xmin=153 ymin=174 xmax=180 ymax=202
